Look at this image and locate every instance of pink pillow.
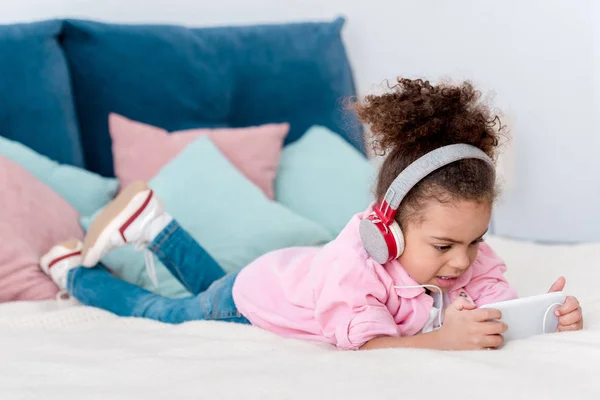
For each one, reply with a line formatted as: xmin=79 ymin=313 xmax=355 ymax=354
xmin=0 ymin=156 xmax=84 ymax=302
xmin=109 ymin=114 xmax=289 ymax=199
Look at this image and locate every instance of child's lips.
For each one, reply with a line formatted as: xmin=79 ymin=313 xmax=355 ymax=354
xmin=436 ymin=275 xmax=458 ymax=288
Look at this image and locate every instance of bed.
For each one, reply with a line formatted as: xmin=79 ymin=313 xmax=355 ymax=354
xmin=1 ymin=16 xmax=599 ymax=400
xmin=1 ymin=235 xmax=598 ymax=399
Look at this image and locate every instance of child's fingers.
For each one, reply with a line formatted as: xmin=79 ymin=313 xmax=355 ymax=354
xmin=449 ymin=297 xmax=476 ymax=311
xmin=547 ymin=276 xmax=566 ymax=293
xmin=558 ymin=308 xmax=583 ymax=327
xmin=472 ymin=308 xmax=502 ymax=322
xmin=556 ymin=296 xmax=580 ymax=316
xmin=482 ymin=334 xmax=504 ymax=349
xmin=481 ymin=321 xmax=508 ymax=335
xmin=558 ymin=322 xmax=583 ymax=332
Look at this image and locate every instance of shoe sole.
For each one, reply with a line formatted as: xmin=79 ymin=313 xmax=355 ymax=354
xmin=82 ymin=181 xmax=152 ymax=267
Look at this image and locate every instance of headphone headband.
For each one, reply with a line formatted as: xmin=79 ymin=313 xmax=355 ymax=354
xmin=381 ymin=143 xmax=495 ymax=212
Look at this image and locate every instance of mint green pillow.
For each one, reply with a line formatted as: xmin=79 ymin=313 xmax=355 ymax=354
xmin=275 ymin=126 xmax=377 ymax=236
xmin=81 ymin=136 xmax=333 ymax=298
xmin=0 ymin=136 xmax=118 ymax=216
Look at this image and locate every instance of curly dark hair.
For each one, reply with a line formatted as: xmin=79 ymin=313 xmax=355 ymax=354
xmin=349 ymin=78 xmax=506 ymax=228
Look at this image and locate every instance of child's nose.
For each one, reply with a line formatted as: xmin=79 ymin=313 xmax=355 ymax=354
xmin=449 ymin=251 xmax=471 ymax=271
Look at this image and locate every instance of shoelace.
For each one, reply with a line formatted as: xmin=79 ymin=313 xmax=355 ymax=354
xmin=134 ymin=243 xmax=159 ymax=288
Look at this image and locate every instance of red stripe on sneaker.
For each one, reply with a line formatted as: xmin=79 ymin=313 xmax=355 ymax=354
xmin=119 ymin=190 xmax=154 ymax=242
xmin=48 ymin=251 xmax=82 ymax=269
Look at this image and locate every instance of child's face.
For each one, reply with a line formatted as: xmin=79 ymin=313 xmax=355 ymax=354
xmin=398 ymin=199 xmax=492 ymax=292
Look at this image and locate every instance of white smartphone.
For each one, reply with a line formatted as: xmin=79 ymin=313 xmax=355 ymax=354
xmin=480 ymin=291 xmax=566 ymax=342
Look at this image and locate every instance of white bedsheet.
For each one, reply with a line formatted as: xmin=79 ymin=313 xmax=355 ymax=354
xmin=1 ymin=236 xmax=599 ymax=400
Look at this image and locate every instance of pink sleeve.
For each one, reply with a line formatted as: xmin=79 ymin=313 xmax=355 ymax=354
xmin=314 ymin=258 xmax=399 ymax=350
xmin=466 ymin=243 xmax=518 ymax=307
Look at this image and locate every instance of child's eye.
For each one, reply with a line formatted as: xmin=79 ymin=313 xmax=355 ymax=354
xmin=470 ymin=238 xmax=485 ymax=246
xmin=434 ymin=245 xmax=451 ymax=251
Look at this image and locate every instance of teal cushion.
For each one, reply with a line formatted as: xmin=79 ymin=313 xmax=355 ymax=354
xmin=0 ymin=136 xmax=118 ymax=216
xmin=81 ymin=136 xmax=333 ymax=298
xmin=275 ymin=126 xmax=376 ymax=236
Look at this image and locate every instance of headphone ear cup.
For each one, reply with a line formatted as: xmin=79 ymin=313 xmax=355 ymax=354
xmin=388 ymin=221 xmax=405 ymax=258
xmin=360 ymin=215 xmax=405 ymax=264
xmin=359 ymin=217 xmax=390 ymax=264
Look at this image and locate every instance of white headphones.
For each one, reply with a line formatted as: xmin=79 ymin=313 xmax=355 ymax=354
xmin=360 ymin=144 xmax=495 ymax=264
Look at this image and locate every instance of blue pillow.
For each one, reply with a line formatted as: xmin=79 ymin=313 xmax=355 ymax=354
xmin=0 ymin=136 xmax=118 ymax=216
xmin=60 ymin=18 xmax=363 ymax=177
xmin=81 ymin=136 xmax=333 ymax=298
xmin=275 ymin=126 xmax=376 ymax=236
xmin=0 ymin=20 xmax=84 ymax=167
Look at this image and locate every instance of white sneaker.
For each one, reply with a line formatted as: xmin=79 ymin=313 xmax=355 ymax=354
xmin=40 ymin=240 xmax=83 ymax=291
xmin=81 ymin=181 xmax=171 ymax=286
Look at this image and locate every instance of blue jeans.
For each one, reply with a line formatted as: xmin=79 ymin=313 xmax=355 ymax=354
xmin=67 ymin=220 xmax=250 ymax=325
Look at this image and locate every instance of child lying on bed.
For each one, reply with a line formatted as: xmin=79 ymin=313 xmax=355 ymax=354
xmin=40 ymin=78 xmax=583 ymax=350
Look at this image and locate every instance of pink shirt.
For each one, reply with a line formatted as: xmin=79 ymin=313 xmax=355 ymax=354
xmin=232 ymin=210 xmax=518 ymax=350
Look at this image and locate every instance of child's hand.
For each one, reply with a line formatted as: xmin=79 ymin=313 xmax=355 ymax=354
xmin=548 ymin=277 xmax=584 ymax=332
xmin=438 ymin=297 xmax=508 ymax=350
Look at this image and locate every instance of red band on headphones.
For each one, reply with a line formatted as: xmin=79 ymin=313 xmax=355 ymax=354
xmin=375 ymin=200 xmax=397 ymax=225
xmin=365 ymin=206 xmax=399 ymax=260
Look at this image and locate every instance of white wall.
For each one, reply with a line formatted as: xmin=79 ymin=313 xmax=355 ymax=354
xmin=2 ymin=0 xmax=599 ymax=242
